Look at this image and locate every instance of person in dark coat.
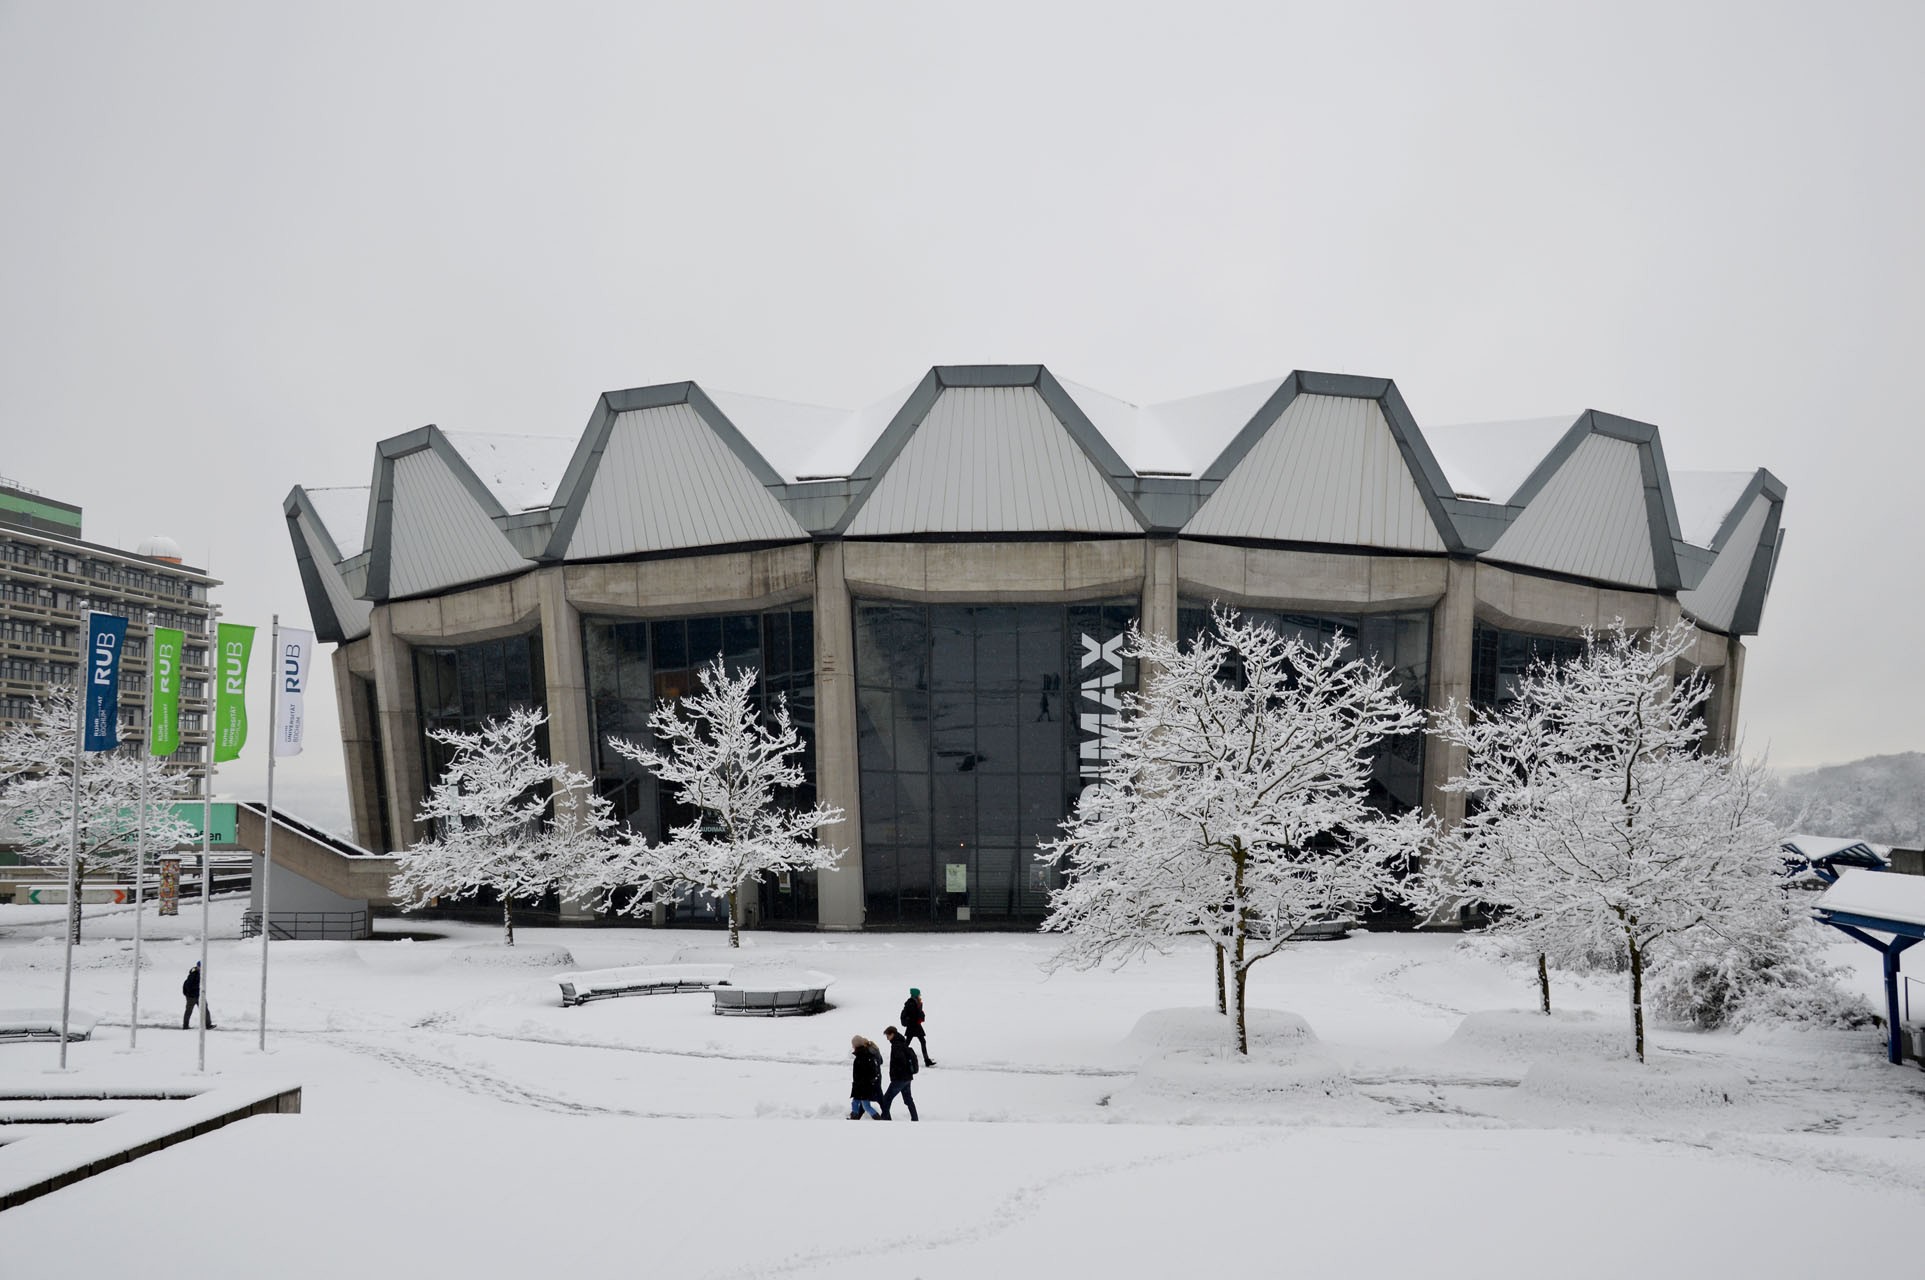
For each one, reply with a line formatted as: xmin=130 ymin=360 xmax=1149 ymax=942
xmin=900 ymin=987 xmax=934 ymax=1066
xmin=880 ymin=1026 xmax=920 ymax=1121
xmin=181 ymin=961 xmax=215 ymax=1030
xmin=848 ymin=1035 xmax=884 ymax=1119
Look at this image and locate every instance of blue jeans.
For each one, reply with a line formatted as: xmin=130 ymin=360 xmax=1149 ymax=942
xmin=850 ymin=1099 xmax=880 ymax=1118
xmin=881 ymin=1081 xmax=918 ymax=1121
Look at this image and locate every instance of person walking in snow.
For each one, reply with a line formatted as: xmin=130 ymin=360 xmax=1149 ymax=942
xmin=181 ymin=961 xmax=215 ymax=1030
xmin=880 ymin=1026 xmax=920 ymax=1121
xmin=848 ymin=1035 xmax=884 ymax=1119
xmin=900 ymin=987 xmax=934 ymax=1065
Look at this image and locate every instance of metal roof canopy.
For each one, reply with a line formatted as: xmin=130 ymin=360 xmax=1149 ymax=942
xmin=1811 ymin=869 xmax=1925 ymax=1064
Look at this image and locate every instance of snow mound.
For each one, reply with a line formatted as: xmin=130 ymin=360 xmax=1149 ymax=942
xmin=1512 ymin=1057 xmax=1756 ymax=1111
xmin=1441 ymin=1010 xmax=1629 ymax=1063
xmin=1119 ymin=1007 xmax=1319 ymax=1062
xmin=12 ymin=946 xmax=154 ymax=972
xmin=445 ymin=943 xmax=576 ymax=969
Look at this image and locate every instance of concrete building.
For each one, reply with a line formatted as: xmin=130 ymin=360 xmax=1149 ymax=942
xmin=285 ymin=367 xmax=1786 ymax=930
xmin=1 ymin=478 xmax=217 ymax=772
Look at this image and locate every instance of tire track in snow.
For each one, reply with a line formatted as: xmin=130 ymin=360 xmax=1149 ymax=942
xmin=705 ymin=1131 xmax=1269 ymax=1279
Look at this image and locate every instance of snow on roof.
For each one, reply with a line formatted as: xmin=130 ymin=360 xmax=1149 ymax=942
xmin=1785 ymin=834 xmax=1892 ymax=860
xmin=1815 ymin=867 xmax=1925 ymax=930
xmin=303 ymin=485 xmax=370 ymax=559
xmin=1422 ymin=416 xmax=1579 ymax=504
xmin=441 ymin=431 xmax=575 ymax=514
xmin=1668 ymin=470 xmax=1755 ymax=547
xmin=703 ymin=389 xmax=857 ymax=482
xmin=1054 ymin=376 xmax=1287 ymax=476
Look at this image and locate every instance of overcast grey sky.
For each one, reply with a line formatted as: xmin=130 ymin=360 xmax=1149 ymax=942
xmin=2 ymin=1 xmax=1920 ymax=832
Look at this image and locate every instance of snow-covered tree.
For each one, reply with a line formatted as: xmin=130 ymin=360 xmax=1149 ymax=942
xmin=0 ymin=687 xmax=200 ymax=943
xmin=1429 ymin=620 xmax=1788 ymax=1061
xmin=580 ymin=657 xmax=843 ymax=948
xmin=391 ymin=708 xmax=614 ymax=945
xmin=1041 ymin=609 xmax=1432 ymax=1054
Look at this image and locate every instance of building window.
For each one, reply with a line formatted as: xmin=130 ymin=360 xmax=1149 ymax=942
xmin=581 ymin=607 xmax=816 ymax=923
xmin=1469 ymin=622 xmax=1584 ymax=711
xmin=854 ymin=601 xmax=1136 ymax=926
xmin=1177 ymin=602 xmax=1432 ymax=814
xmin=411 ymin=631 xmax=547 ymax=791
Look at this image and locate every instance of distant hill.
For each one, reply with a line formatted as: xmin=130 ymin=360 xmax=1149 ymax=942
xmin=1770 ymin=752 xmax=1925 ymax=847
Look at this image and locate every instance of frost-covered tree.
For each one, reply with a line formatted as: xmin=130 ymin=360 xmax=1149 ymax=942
xmin=1041 ymin=609 xmax=1432 ymax=1054
xmin=0 ymin=687 xmax=199 ymax=943
xmin=392 ymin=708 xmax=614 ymax=945
xmin=1429 ymin=620 xmax=1788 ymax=1062
xmin=580 ymin=657 xmax=843 ymax=948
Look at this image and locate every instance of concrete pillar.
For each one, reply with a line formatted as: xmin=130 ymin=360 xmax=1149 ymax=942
xmin=1423 ymin=558 xmax=1478 ymax=831
xmin=812 ymin=541 xmax=864 ymax=929
xmin=537 ymin=566 xmax=599 ymax=921
xmin=368 ymin=606 xmax=427 ymax=849
xmin=1718 ymin=638 xmax=1746 ymax=754
xmin=331 ymin=648 xmax=388 ymax=851
xmin=1141 ymin=537 xmax=1178 ymax=644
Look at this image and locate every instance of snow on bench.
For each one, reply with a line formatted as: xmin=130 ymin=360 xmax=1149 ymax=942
xmin=0 ymin=1010 xmax=101 ymax=1044
xmin=555 ymin=964 xmax=735 ymax=1008
xmin=711 ymin=969 xmax=834 ymax=1017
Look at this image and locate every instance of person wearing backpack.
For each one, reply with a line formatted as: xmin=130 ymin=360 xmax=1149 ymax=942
xmin=900 ymin=987 xmax=934 ymax=1066
xmin=848 ymin=1035 xmax=884 ymax=1119
xmin=880 ymin=1026 xmax=920 ymax=1121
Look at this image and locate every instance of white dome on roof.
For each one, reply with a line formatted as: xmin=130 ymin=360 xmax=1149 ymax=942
xmin=136 ymin=535 xmax=183 ymax=561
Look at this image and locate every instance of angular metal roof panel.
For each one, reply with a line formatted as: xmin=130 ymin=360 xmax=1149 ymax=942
xmin=1184 ymin=392 xmax=1450 ymax=552
xmin=841 ymin=384 xmax=1144 ymax=537
xmin=563 ymin=401 xmax=809 ymax=559
xmin=1485 ymin=432 xmax=1659 ymax=588
xmin=283 ymin=488 xmax=372 ymax=643
xmin=1678 ymin=491 xmax=1771 ymax=633
xmin=382 ymin=444 xmax=529 ymax=598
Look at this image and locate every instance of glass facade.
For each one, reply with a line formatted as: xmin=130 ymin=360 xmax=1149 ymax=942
xmin=1470 ymin=622 xmax=1584 ymax=711
xmin=412 ymin=631 xmax=547 ymax=791
xmin=582 ymin=608 xmax=816 ymax=923
xmin=854 ymin=601 xmax=1137 ymax=925
xmin=1177 ymin=602 xmax=1432 ymax=813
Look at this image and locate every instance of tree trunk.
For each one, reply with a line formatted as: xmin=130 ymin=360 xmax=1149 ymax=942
xmin=1537 ymin=952 xmax=1551 ymax=1015
xmin=1628 ymin=936 xmax=1646 ymax=1064
xmin=1232 ymin=844 xmax=1249 ymax=1055
xmin=1214 ymin=944 xmax=1227 ymax=1015
xmin=502 ymin=898 xmax=515 ymax=947
xmin=727 ymin=888 xmax=740 ymax=949
xmin=68 ymin=856 xmax=85 ymax=945
xmin=1233 ymin=955 xmax=1249 ymax=1056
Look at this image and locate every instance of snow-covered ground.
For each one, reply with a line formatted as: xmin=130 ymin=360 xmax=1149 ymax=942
xmin=1 ymin=900 xmax=1921 ymax=1277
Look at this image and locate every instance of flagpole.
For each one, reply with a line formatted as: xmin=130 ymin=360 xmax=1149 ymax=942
xmin=58 ymin=608 xmax=90 ymax=1070
xmin=129 ymin=744 xmax=148 ymax=1049
xmin=198 ymin=614 xmax=215 ymax=1074
xmin=258 ymin=614 xmax=278 ymax=1052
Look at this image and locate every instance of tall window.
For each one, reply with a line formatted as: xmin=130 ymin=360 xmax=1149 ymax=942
xmin=1470 ymin=622 xmax=1584 ymax=711
xmin=1177 ymin=602 xmax=1432 ymax=813
xmin=582 ymin=608 xmax=816 ymax=923
xmin=411 ymin=632 xmax=547 ymax=790
xmin=854 ymin=601 xmax=1136 ymax=925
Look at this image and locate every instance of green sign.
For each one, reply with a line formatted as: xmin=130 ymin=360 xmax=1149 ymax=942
xmin=150 ymin=626 xmax=183 ymax=757
xmin=164 ymin=802 xmax=237 ymax=845
xmin=946 ymin=863 xmax=968 ymax=893
xmin=213 ymin=622 xmax=254 ymax=763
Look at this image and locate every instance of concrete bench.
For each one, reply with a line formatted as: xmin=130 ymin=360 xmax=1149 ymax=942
xmin=555 ymin=965 xmax=734 ymax=1008
xmin=0 ymin=1010 xmax=100 ymax=1044
xmin=711 ymin=972 xmax=833 ymax=1017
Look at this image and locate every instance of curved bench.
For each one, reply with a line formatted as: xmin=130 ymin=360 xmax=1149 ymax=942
xmin=711 ymin=972 xmax=833 ymax=1017
xmin=556 ymin=964 xmax=734 ymax=1008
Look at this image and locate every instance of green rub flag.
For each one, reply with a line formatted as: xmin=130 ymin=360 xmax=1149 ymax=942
xmin=213 ymin=622 xmax=255 ymax=763
xmin=150 ymin=626 xmax=184 ymax=757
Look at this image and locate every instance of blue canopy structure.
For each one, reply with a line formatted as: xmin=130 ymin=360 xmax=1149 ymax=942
xmin=1811 ymin=869 xmax=1925 ymax=1064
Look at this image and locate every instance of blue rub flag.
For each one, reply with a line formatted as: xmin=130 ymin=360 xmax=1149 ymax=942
xmin=83 ymin=612 xmax=129 ymax=752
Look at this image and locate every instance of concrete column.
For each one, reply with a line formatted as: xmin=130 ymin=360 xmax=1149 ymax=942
xmin=1422 ymin=557 xmax=1478 ymax=831
xmin=812 ymin=541 xmax=864 ymax=929
xmin=1141 ymin=537 xmax=1178 ymax=643
xmin=368 ymin=605 xmax=427 ymax=849
xmin=1718 ymin=638 xmax=1746 ymax=754
xmin=537 ymin=566 xmax=597 ymax=921
xmin=331 ymin=648 xmax=387 ymax=851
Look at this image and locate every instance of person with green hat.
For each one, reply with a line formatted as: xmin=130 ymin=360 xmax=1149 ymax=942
xmin=900 ymin=987 xmax=933 ymax=1066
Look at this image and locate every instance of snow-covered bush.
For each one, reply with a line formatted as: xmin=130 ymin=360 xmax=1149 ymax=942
xmin=1650 ymin=923 xmax=1874 ymax=1031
